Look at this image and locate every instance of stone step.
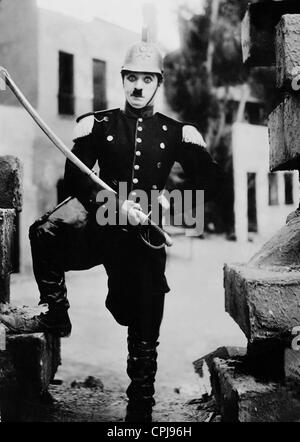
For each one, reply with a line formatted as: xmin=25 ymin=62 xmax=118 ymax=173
xmin=0 ymin=332 xmax=61 ymax=422
xmin=0 ymin=332 xmax=61 ymax=394
xmin=224 ymin=263 xmax=300 ymax=342
xmin=246 ymin=339 xmax=300 ymax=382
xmin=211 ymin=355 xmax=300 ymax=422
xmin=193 ymin=346 xmax=247 ymax=377
xmin=276 ymin=14 xmax=300 ymax=89
xmin=242 ymin=1 xmax=300 ymax=67
xmin=285 ymin=347 xmax=300 ymax=382
xmin=269 ymin=93 xmax=300 ymax=171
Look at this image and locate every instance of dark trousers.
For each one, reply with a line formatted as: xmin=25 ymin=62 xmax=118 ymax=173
xmin=29 ymin=198 xmax=169 ymax=341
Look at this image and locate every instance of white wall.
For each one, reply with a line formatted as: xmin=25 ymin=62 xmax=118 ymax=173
xmin=232 ymin=122 xmax=299 ymax=243
xmin=37 ymin=9 xmax=139 ymax=121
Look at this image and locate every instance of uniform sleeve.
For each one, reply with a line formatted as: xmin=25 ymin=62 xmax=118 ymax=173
xmin=176 ymin=141 xmax=223 ymax=203
xmin=63 ymin=134 xmax=99 ymax=211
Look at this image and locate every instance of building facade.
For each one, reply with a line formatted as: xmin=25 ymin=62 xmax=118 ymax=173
xmin=0 ymin=0 xmax=142 ymax=271
xmin=232 ymin=122 xmax=299 ymax=243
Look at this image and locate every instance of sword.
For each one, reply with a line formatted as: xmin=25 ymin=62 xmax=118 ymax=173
xmin=0 ymin=67 xmax=173 ymax=248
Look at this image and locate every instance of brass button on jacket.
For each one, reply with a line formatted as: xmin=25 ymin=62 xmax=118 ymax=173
xmin=66 ymin=107 xmax=221 ymax=208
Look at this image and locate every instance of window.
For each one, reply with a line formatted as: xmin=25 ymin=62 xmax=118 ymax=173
xmin=268 ymin=173 xmax=279 ymax=206
xmin=244 ymin=102 xmax=264 ymax=125
xmin=58 ymin=51 xmax=74 ymax=115
xmin=284 ymin=172 xmax=294 ymax=205
xmin=93 ymin=59 xmax=107 ymax=111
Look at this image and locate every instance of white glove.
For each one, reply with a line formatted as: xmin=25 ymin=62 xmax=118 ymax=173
xmin=121 ymin=200 xmax=143 ymax=226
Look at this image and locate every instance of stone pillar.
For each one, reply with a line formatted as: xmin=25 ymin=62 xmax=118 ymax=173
xmin=0 ymin=156 xmax=22 ymax=302
xmin=0 ymin=155 xmax=61 ymax=421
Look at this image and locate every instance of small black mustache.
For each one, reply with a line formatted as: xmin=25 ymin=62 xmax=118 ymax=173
xmin=132 ymin=89 xmax=143 ymax=98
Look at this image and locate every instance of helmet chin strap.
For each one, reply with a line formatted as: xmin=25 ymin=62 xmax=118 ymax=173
xmin=144 ymin=83 xmax=160 ymax=109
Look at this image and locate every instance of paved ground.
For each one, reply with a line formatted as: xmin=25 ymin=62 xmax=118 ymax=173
xmin=10 ymin=232 xmax=261 ymax=422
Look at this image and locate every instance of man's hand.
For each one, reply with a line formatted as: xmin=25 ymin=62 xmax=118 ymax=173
xmin=121 ymin=199 xmax=143 ymax=226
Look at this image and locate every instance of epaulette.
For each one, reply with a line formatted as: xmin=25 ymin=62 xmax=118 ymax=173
xmin=73 ymin=108 xmax=120 ymax=140
xmin=157 ymin=113 xmax=207 ymax=147
xmin=182 ymin=125 xmax=207 ymax=147
xmin=73 ymin=115 xmax=95 ymax=141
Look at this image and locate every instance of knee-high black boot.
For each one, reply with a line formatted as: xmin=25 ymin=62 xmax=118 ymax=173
xmin=125 ymin=333 xmax=159 ymax=423
xmin=0 ymin=220 xmax=71 ymax=337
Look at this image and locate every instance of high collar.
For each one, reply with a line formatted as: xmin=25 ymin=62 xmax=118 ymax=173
xmin=124 ymin=102 xmax=154 ymax=119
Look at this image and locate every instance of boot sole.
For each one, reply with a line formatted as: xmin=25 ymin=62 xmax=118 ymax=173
xmin=0 ymin=317 xmax=71 ymax=338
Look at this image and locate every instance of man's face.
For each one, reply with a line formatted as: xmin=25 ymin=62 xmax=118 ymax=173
xmin=123 ymin=72 xmax=159 ymax=109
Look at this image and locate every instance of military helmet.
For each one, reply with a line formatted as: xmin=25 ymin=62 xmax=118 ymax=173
xmin=121 ymin=42 xmax=164 ymax=76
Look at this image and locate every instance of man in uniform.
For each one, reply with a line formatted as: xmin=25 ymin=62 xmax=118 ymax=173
xmin=0 ymin=41 xmax=221 ymax=422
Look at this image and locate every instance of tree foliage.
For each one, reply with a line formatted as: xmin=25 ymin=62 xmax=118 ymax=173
xmin=164 ymin=14 xmax=216 ymax=134
xmin=164 ymin=0 xmax=277 ymax=235
xmin=164 ymin=0 xmax=249 ymax=134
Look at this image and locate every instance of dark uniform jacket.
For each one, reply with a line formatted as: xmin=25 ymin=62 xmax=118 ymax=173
xmin=64 ymin=106 xmax=221 ymax=212
xmin=62 ymin=105 xmax=221 ymax=325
